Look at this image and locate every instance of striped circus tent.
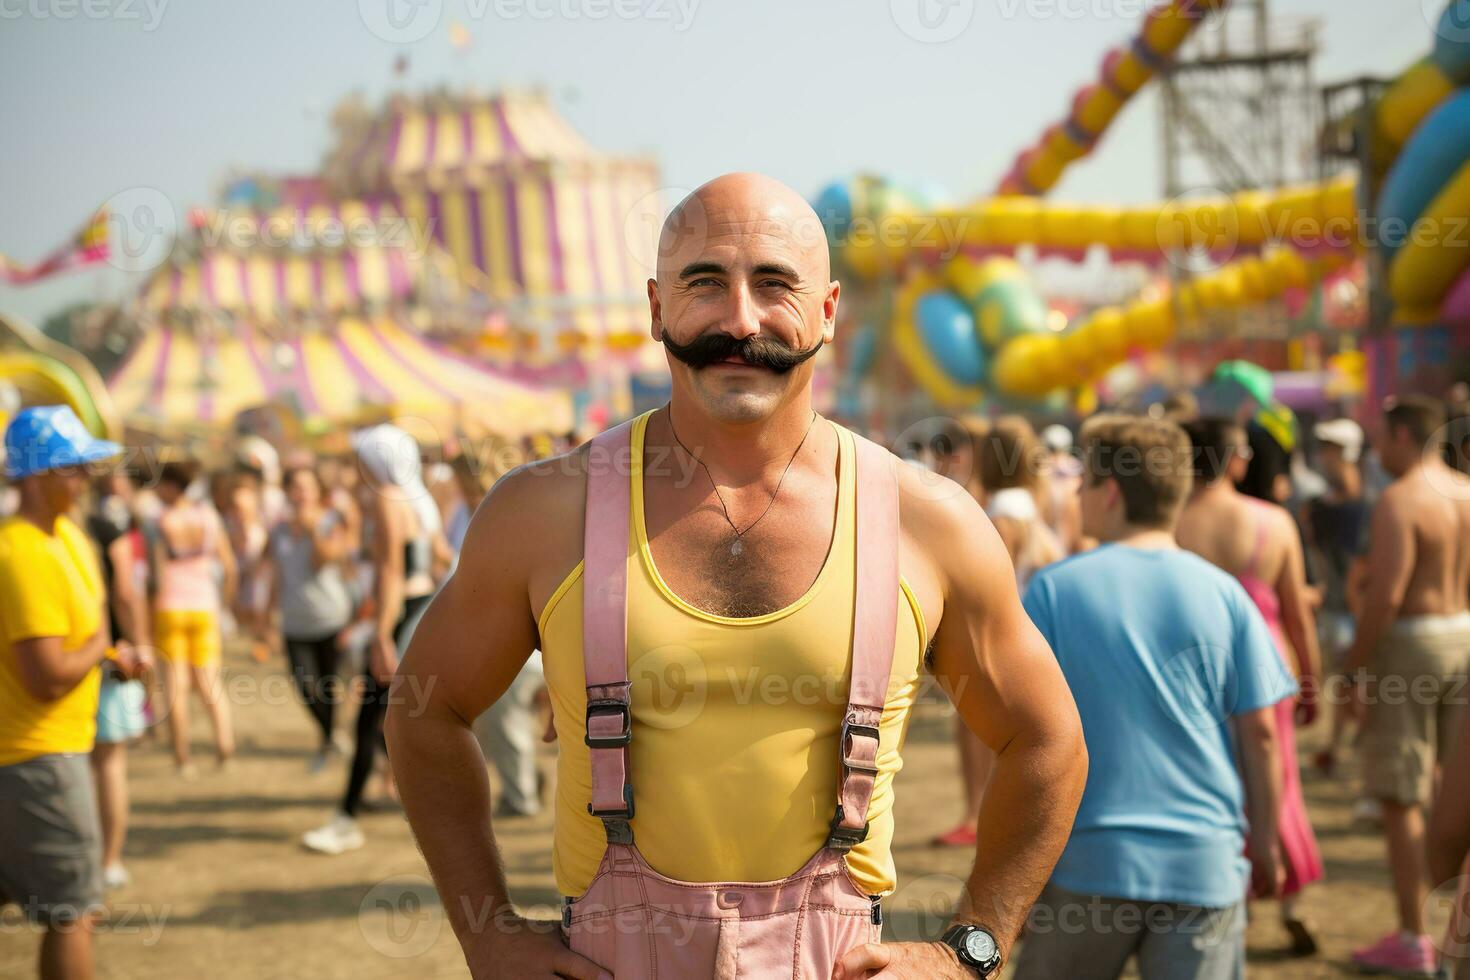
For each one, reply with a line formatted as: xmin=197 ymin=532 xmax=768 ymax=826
xmin=325 ymin=90 xmax=660 ymax=357
xmin=141 ymin=200 xmax=461 ymax=317
xmin=107 ymin=316 xmax=570 ymax=440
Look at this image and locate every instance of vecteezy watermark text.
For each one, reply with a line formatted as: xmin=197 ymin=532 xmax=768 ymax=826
xmin=0 ymin=0 xmax=167 ymax=30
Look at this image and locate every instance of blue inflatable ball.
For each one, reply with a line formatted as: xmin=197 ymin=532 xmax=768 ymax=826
xmin=813 ymin=182 xmax=854 ymax=243
xmin=1376 ymin=89 xmax=1470 ymax=261
xmin=1435 ymin=0 xmax=1470 ymax=84
xmin=916 ymin=291 xmax=986 ymax=385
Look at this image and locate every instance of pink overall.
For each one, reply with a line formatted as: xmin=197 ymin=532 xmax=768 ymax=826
xmin=563 ymin=422 xmax=900 ymax=979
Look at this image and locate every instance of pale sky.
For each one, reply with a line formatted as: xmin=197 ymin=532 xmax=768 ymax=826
xmin=0 ymin=0 xmax=1433 ymax=326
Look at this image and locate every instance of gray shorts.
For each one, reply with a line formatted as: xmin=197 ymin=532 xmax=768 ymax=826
xmin=1012 ymin=883 xmax=1245 ymax=980
xmin=0 ymin=753 xmax=103 ymax=926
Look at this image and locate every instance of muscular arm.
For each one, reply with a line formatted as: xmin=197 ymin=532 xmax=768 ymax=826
xmin=922 ymin=485 xmax=1088 ymax=956
xmin=385 ymin=463 xmax=601 ymax=979
xmin=1345 ymin=493 xmax=1415 ymax=673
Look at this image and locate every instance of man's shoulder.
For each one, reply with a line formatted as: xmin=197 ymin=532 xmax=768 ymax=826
xmin=0 ymin=515 xmax=40 ymax=557
xmin=1379 ymin=470 xmax=1442 ymax=512
xmin=460 ymin=447 xmax=592 ymax=566
xmin=0 ymin=516 xmax=61 ymax=583
xmin=1034 ymin=545 xmax=1238 ymax=595
xmin=475 ymin=449 xmax=585 ymax=526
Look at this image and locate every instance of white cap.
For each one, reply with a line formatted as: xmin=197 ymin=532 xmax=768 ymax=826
xmin=1041 ymin=424 xmax=1073 ymax=453
xmin=1313 ymin=418 xmax=1364 ymax=463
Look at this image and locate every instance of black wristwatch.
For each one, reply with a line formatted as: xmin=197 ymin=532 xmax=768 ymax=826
xmin=940 ymin=923 xmax=1002 ymax=978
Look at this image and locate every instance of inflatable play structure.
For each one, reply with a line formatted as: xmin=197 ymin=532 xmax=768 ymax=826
xmin=995 ymin=0 xmax=1231 ymax=196
xmin=1372 ymin=0 xmax=1470 ymax=326
xmin=0 ymin=313 xmax=118 ymax=442
xmin=820 ymin=0 xmax=1470 ymax=407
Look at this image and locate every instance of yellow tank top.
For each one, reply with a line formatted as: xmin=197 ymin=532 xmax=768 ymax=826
xmin=539 ymin=411 xmax=926 ymax=897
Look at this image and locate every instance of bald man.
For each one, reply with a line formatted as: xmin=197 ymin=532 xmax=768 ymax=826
xmin=386 ymin=173 xmax=1087 ymax=979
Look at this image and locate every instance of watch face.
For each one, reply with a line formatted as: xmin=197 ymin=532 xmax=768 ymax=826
xmin=964 ymin=929 xmax=998 ymax=965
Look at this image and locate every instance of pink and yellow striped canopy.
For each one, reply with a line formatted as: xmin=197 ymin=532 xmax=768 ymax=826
xmin=107 ymin=317 xmax=571 ymax=440
xmin=327 ymin=92 xmax=660 ymax=355
xmin=331 ymin=90 xmax=616 ymax=189
xmin=394 ymin=166 xmax=656 ymax=351
xmin=140 ymin=200 xmax=460 ymax=316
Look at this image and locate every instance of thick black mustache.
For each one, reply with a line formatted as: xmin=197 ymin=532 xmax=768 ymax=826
xmin=661 ymin=331 xmax=824 ymax=374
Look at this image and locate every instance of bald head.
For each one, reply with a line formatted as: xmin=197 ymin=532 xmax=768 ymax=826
xmin=647 ymin=173 xmax=840 ymax=424
xmin=656 ymin=172 xmax=831 ymax=284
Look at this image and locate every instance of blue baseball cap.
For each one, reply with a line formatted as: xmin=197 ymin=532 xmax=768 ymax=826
xmin=4 ymin=405 xmax=123 ymax=479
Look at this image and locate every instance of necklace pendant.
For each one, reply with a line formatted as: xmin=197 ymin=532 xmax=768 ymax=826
xmin=730 ymin=537 xmax=744 ymax=557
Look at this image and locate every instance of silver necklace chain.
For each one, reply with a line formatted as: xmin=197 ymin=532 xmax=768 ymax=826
xmin=665 ymin=405 xmax=819 ymax=556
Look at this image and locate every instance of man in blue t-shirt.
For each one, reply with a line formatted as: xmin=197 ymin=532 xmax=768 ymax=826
xmin=1013 ymin=414 xmax=1295 ymax=980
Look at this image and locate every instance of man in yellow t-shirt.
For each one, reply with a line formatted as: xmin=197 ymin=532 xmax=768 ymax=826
xmin=0 ymin=405 xmax=133 ymax=980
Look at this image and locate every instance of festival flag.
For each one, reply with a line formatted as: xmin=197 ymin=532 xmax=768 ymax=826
xmin=0 ymin=208 xmax=110 ymax=286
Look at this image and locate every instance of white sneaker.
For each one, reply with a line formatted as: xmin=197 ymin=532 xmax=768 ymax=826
xmin=307 ymin=751 xmax=329 ymax=775
xmin=102 ymin=864 xmax=131 ymax=890
xmin=302 ymin=813 xmax=364 ymax=855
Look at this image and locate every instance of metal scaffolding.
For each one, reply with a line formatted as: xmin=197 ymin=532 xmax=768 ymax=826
xmin=1159 ymin=0 xmax=1322 ymax=198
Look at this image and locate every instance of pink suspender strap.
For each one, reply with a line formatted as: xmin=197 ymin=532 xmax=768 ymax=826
xmin=582 ymin=421 xmax=637 ymax=845
xmin=826 ymin=432 xmax=901 ymax=852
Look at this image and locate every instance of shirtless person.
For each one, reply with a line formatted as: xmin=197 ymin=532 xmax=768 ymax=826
xmin=385 ymin=173 xmax=1088 ymax=979
xmin=1346 ymin=395 xmax=1470 ymax=976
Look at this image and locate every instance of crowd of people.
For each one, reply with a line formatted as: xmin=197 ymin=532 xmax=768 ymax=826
xmin=2 ymin=173 xmax=1470 ymax=980
xmin=2 ymin=394 xmax=1470 ymax=979
xmin=0 ymin=406 xmax=566 ymax=977
xmin=905 ymin=389 xmax=1470 ymax=977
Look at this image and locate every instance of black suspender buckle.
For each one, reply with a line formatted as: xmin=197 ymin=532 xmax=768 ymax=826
xmin=584 ymin=700 xmax=632 ymax=749
xmin=841 ymin=721 xmax=881 ymax=775
xmin=826 ymin=804 xmax=870 ymax=851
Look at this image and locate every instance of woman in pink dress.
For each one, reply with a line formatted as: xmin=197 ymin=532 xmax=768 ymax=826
xmin=1178 ymin=418 xmax=1324 ymax=957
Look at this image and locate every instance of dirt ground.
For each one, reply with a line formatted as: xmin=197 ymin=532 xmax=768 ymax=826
xmin=0 ymin=641 xmax=1454 ymax=979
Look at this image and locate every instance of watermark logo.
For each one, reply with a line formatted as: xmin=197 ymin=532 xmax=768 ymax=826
xmin=192 ymin=208 xmax=434 ymax=258
xmin=0 ymin=900 xmax=170 ymax=945
xmin=993 ymin=0 xmax=1176 ymax=19
xmin=483 ymin=0 xmax=701 ymax=30
xmin=0 ymin=0 xmax=169 ymax=30
xmin=623 ymin=185 xmax=698 ymax=278
xmin=1425 ymin=873 xmax=1470 ymax=959
xmin=358 ymin=0 xmax=442 ymax=43
xmin=885 ymin=872 xmax=964 ymax=941
xmin=359 ymin=875 xmax=443 ymax=958
xmin=1157 ymin=187 xmax=1241 ymax=275
xmin=1424 ymin=419 xmax=1470 ymax=503
xmin=1157 ymin=643 xmax=1237 ymax=731
xmin=1425 ymin=0 xmax=1470 ymax=44
xmin=103 ymin=186 xmax=177 ymax=275
xmin=887 ymin=417 xmax=980 ymax=505
xmin=629 ymin=644 xmax=706 ymax=730
xmin=890 ymin=0 xmax=975 ymax=43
